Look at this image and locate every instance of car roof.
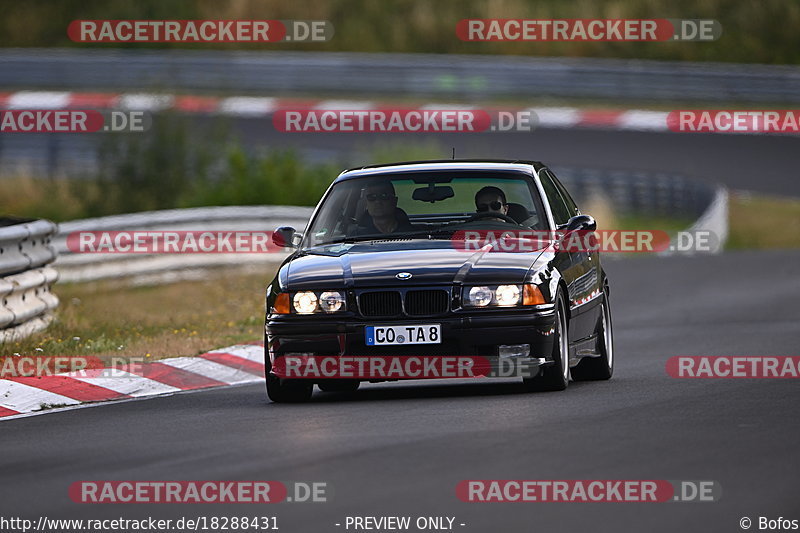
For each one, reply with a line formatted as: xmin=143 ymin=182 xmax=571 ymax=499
xmin=335 ymin=159 xmax=545 ymax=182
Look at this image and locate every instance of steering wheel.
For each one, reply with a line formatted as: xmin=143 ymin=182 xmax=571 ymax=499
xmin=464 ymin=212 xmax=521 ymax=225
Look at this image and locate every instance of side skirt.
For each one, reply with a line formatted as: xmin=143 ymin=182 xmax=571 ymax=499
xmin=568 ymin=334 xmax=601 ymax=367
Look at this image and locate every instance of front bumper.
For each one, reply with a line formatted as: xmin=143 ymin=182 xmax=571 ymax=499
xmin=266 ymin=307 xmax=557 ymax=379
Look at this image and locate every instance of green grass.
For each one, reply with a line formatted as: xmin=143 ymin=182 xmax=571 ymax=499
xmin=727 ymin=192 xmax=800 ymax=249
xmin=608 ymin=193 xmax=800 ymax=251
xmin=612 ymin=214 xmax=696 ymax=233
xmin=0 ymin=271 xmax=272 ymax=361
xmin=599 ymin=194 xmax=800 ymax=251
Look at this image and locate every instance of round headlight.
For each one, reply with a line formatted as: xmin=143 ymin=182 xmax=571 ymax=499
xmin=495 ymin=285 xmax=521 ymax=306
xmin=319 ymin=291 xmax=345 ymax=313
xmin=468 ymin=286 xmax=493 ymax=307
xmin=293 ymin=291 xmax=318 ymax=314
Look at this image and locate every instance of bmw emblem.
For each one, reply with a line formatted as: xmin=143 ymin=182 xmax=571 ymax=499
xmin=396 ymin=272 xmax=412 ymax=280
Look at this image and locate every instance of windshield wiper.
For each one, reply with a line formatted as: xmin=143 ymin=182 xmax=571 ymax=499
xmin=371 ymin=229 xmax=455 ymax=240
xmin=306 ymin=229 xmax=455 ymax=248
xmin=309 ymin=235 xmax=380 ymax=246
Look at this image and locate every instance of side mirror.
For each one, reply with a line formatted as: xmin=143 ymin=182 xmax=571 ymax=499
xmin=272 ymin=226 xmax=297 ymax=249
xmin=563 ymin=214 xmax=597 ymax=232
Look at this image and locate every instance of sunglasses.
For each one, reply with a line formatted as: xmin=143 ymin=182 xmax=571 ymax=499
xmin=476 ymin=201 xmax=506 ymax=212
xmin=366 ymin=192 xmax=396 ymax=202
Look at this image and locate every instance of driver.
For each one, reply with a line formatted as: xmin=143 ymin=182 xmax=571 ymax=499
xmin=474 ymin=186 xmax=509 ymax=222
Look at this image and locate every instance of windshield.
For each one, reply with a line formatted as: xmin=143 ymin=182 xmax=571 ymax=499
xmin=302 ymin=171 xmax=547 ymax=249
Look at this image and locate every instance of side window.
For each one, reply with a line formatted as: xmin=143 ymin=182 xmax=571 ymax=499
xmin=550 ymin=170 xmax=580 ymax=218
xmin=538 ymin=169 xmax=571 ymax=226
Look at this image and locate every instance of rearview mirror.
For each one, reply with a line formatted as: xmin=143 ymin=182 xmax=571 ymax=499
xmin=412 ymin=185 xmax=454 ymax=203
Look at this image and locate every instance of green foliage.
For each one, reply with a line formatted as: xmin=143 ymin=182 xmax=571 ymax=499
xmin=0 ymin=0 xmax=797 ymax=64
xmin=90 ymin=113 xmax=195 ymax=215
xmin=0 ymin=117 xmax=342 ymax=221
xmin=363 ymin=140 xmax=448 ymax=165
xmin=184 ymin=146 xmax=338 ymax=208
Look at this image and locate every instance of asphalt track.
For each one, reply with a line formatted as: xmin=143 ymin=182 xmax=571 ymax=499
xmin=226 ymin=122 xmax=800 ymax=197
xmin=2 ymin=248 xmax=799 ymax=532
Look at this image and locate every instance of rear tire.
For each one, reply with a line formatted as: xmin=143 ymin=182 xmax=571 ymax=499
xmin=571 ymin=289 xmax=614 ymax=381
xmin=523 ymin=292 xmax=569 ymax=392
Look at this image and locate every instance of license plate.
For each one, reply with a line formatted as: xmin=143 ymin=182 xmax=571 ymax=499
xmin=365 ymin=324 xmax=441 ymax=346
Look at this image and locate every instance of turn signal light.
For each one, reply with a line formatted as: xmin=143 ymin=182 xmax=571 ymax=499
xmin=272 ymin=293 xmax=290 ymax=314
xmin=523 ymin=284 xmax=546 ymax=305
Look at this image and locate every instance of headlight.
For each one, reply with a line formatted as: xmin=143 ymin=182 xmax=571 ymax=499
xmin=467 ymin=286 xmax=493 ymax=307
xmin=463 ymin=284 xmax=545 ymax=308
xmin=293 ymin=291 xmax=318 ymax=314
xmin=288 ymin=290 xmax=347 ymax=314
xmin=319 ymin=291 xmax=345 ymax=313
xmin=495 ymin=284 xmax=521 ymax=306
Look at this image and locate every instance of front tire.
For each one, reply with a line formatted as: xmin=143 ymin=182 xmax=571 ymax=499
xmin=265 ymin=351 xmax=313 ymax=403
xmin=523 ymin=292 xmax=569 ymax=392
xmin=571 ymin=289 xmax=614 ymax=381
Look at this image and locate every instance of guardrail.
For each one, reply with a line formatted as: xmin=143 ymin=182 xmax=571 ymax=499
xmin=0 ymin=218 xmax=59 ymax=342
xmin=53 ymin=205 xmax=314 ymax=283
xmin=2 ymin=49 xmax=799 ymax=103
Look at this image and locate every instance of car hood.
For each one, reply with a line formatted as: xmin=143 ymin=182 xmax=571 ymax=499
xmin=282 ymin=240 xmax=547 ymax=289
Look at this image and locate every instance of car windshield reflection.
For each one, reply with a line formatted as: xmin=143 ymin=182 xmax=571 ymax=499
xmin=302 ymin=172 xmax=547 ymax=250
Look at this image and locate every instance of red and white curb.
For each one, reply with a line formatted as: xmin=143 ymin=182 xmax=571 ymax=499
xmin=0 ymin=342 xmax=264 ymax=421
xmin=0 ymin=90 xmax=669 ymax=132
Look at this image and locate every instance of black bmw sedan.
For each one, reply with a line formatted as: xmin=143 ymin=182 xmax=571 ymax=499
xmin=264 ymin=160 xmax=613 ymax=402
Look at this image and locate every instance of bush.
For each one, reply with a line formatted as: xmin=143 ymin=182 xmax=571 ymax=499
xmin=184 ymin=146 xmax=338 ymax=208
xmin=91 ymin=114 xmax=197 ymax=216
